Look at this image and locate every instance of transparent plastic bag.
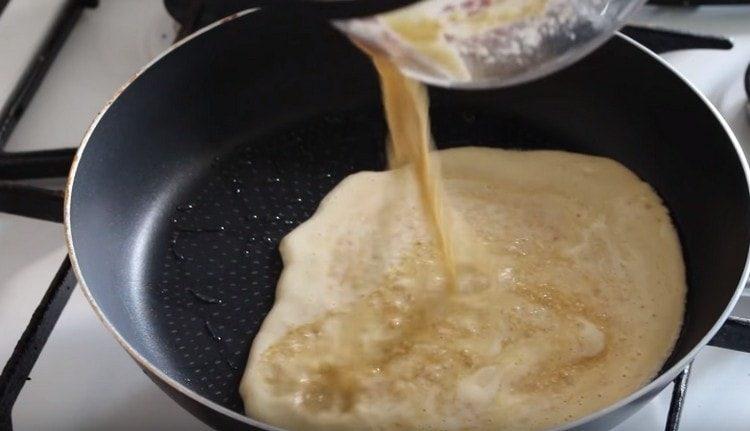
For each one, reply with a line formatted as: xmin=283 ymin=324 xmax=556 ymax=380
xmin=335 ymin=0 xmax=645 ymax=88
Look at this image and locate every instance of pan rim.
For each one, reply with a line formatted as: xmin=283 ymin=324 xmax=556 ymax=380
xmin=63 ymin=8 xmax=286 ymax=431
xmin=63 ymin=10 xmax=750 ymax=431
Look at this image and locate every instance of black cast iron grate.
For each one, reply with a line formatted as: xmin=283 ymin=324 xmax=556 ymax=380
xmin=0 ymin=0 xmax=749 ymax=430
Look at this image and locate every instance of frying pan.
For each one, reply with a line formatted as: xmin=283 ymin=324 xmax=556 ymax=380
xmin=64 ymin=7 xmax=750 ymax=431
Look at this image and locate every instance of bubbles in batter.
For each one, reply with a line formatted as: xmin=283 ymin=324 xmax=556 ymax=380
xmin=240 ymin=147 xmax=686 ymax=431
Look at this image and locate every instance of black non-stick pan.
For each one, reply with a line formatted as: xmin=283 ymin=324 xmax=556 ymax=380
xmin=64 ymin=8 xmax=750 ymax=431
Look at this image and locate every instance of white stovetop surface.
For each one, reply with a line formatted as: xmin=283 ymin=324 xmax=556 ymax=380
xmin=1 ymin=1 xmax=749 ymax=430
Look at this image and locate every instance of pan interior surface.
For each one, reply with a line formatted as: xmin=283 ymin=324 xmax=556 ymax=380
xmin=152 ymin=106 xmax=567 ymax=411
xmin=67 ymin=8 xmax=750 ymax=429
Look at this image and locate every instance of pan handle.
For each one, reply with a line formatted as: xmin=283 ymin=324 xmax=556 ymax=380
xmin=167 ymin=0 xmax=423 ymax=22
xmin=0 ymin=148 xmax=75 ymax=180
xmin=0 ymin=185 xmax=64 ymax=223
xmin=0 ymin=148 xmax=74 ymax=223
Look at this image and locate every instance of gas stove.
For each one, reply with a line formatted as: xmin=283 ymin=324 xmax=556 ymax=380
xmin=0 ymin=1 xmax=749 ymax=430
